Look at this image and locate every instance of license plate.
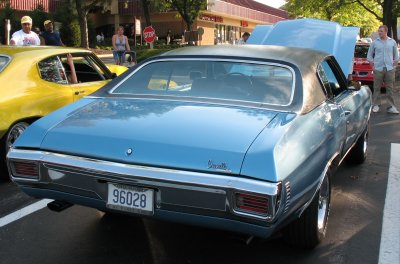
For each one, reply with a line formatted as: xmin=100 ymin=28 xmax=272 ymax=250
xmin=107 ymin=183 xmax=154 ymax=215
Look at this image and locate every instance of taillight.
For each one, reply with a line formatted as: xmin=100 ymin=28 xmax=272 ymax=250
xmin=9 ymin=160 xmax=39 ymax=179
xmin=234 ymin=192 xmax=269 ymax=217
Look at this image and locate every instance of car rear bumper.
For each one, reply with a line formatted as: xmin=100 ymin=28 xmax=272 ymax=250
xmin=8 ymin=149 xmax=284 ymax=238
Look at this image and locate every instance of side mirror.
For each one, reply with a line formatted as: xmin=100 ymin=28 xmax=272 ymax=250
xmin=348 ymin=80 xmax=361 ymax=90
xmin=111 ymin=73 xmax=117 ymax=79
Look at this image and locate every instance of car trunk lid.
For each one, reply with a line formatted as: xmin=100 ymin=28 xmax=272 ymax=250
xmin=39 ymin=99 xmax=277 ymax=174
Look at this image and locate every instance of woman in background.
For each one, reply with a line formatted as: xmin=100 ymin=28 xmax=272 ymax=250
xmin=112 ymin=26 xmax=131 ymax=65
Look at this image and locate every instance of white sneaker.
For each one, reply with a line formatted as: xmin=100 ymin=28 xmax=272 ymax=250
xmin=372 ymin=105 xmax=380 ymax=113
xmin=387 ymin=106 xmax=400 ymax=114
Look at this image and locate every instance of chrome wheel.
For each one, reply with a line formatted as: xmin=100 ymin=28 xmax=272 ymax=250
xmin=317 ymin=175 xmax=330 ymax=235
xmin=362 ymin=131 xmax=368 ymax=156
xmin=6 ymin=122 xmax=29 ymax=152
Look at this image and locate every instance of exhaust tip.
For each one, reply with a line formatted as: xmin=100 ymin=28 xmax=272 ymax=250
xmin=47 ymin=200 xmax=73 ymax=212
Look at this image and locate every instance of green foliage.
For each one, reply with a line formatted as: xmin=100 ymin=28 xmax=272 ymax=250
xmin=0 ymin=4 xmax=20 ymax=43
xmin=28 ymin=4 xmax=50 ymax=31
xmin=54 ymin=2 xmax=81 ymax=47
xmin=284 ymin=0 xmax=381 ymax=37
xmin=60 ymin=21 xmax=81 ymax=47
xmin=159 ymin=0 xmax=208 ymax=30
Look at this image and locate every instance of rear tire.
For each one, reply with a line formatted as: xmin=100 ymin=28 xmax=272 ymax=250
xmin=0 ymin=122 xmax=29 ymax=180
xmin=346 ymin=127 xmax=368 ymax=165
xmin=282 ymin=171 xmax=331 ymax=249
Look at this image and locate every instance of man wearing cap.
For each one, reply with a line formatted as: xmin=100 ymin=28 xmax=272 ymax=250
xmin=41 ymin=20 xmax=63 ymax=46
xmin=10 ymin=16 xmax=40 ymax=46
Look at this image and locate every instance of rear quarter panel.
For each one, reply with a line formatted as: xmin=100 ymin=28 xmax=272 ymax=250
xmin=242 ymin=102 xmax=347 ymax=215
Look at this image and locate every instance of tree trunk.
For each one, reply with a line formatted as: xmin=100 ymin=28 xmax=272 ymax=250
xmin=141 ymin=0 xmax=152 ymax=26
xmin=75 ymin=0 xmax=89 ymax=48
xmin=383 ymin=0 xmax=393 ymax=37
xmin=391 ymin=18 xmax=398 ymax=42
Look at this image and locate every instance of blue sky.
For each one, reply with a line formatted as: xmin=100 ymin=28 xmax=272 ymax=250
xmin=254 ymin=0 xmax=286 ymax=9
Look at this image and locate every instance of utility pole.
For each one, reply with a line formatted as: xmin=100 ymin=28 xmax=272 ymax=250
xmin=5 ymin=19 xmax=11 ymax=45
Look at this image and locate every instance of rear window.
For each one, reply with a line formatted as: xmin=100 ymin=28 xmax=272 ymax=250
xmin=354 ymin=44 xmax=369 ymax=58
xmin=111 ymin=60 xmax=295 ymax=106
xmin=0 ymin=56 xmax=11 ymax=72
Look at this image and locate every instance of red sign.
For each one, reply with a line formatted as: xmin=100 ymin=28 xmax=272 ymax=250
xmin=143 ymin=26 xmax=156 ymax=43
xmin=241 ymin=21 xmax=248 ymax=27
xmin=199 ymin=14 xmax=223 ymax=23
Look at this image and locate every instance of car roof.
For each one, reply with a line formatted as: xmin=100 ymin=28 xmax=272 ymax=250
xmin=103 ymin=45 xmax=329 ymax=114
xmin=159 ymin=44 xmax=328 ymax=76
xmin=0 ymin=45 xmax=92 ymax=60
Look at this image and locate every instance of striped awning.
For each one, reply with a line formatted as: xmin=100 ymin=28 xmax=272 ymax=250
xmin=0 ymin=0 xmax=66 ymax=13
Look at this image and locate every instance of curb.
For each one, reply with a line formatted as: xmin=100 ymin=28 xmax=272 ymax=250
xmin=96 ymin=53 xmax=113 ymax=58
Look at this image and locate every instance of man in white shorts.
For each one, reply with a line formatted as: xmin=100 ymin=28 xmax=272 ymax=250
xmin=10 ymin=16 xmax=40 ymax=46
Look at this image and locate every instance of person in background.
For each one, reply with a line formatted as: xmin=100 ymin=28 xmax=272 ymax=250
xmin=41 ymin=20 xmax=64 ymax=46
xmin=237 ymin=32 xmax=250 ymax=45
xmin=166 ymin=29 xmax=172 ymax=45
xmin=367 ymin=25 xmax=399 ymax=114
xmin=34 ymin=27 xmax=45 ymax=45
xmin=34 ymin=27 xmax=41 ymax=35
xmin=10 ymin=16 xmax=40 ymax=46
xmin=96 ymin=33 xmax=102 ymax=44
xmin=112 ymin=26 xmax=131 ymax=65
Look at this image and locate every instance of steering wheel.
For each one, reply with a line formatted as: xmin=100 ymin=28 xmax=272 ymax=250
xmin=221 ymin=72 xmax=253 ymax=96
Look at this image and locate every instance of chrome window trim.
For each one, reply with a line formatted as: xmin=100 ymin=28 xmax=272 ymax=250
xmin=108 ymin=58 xmax=296 ymax=107
xmin=0 ymin=54 xmax=12 ymax=73
xmin=85 ymin=95 xmax=295 ymax=114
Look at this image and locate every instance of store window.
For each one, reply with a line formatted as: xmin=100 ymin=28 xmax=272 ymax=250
xmin=214 ymin=25 xmax=240 ymax=45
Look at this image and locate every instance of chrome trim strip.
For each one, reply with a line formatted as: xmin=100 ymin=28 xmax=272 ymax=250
xmin=108 ymin=57 xmax=296 ymax=107
xmin=8 ymin=149 xmax=280 ymax=197
xmin=0 ymin=54 xmax=12 ymax=73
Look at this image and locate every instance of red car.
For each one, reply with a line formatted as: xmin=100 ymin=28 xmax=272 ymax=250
xmin=352 ymin=43 xmax=373 ymax=87
xmin=353 ymin=42 xmax=400 ymax=91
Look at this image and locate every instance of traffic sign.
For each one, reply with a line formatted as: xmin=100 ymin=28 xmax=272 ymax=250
xmin=143 ymin=26 xmax=156 ymax=43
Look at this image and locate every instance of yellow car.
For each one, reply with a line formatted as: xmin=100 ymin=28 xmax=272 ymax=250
xmin=0 ymin=46 xmax=127 ymax=175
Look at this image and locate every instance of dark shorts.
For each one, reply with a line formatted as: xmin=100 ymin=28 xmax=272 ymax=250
xmin=113 ymin=50 xmax=126 ymax=62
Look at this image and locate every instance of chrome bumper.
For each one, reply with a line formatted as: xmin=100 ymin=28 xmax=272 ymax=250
xmin=8 ymin=149 xmax=282 ymax=227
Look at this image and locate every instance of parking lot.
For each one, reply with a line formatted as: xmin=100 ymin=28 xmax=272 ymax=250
xmin=1 ymin=99 xmax=399 ymax=264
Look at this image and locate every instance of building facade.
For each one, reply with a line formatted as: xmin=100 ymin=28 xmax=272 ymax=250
xmin=94 ymin=0 xmax=288 ymax=45
xmin=2 ymin=0 xmax=288 ymax=46
xmin=0 ymin=0 xmax=64 ymax=13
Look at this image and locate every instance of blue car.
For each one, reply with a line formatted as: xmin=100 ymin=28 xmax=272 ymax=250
xmin=7 ymin=19 xmax=371 ymax=249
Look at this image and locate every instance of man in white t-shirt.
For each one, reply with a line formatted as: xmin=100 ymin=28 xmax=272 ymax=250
xmin=10 ymin=16 xmax=40 ymax=46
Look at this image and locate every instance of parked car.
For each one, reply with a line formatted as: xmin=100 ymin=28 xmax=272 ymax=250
xmin=352 ymin=42 xmax=400 ymax=90
xmin=7 ymin=19 xmax=372 ymax=249
xmin=0 ymin=46 xmax=127 ymax=176
xmin=352 ymin=42 xmax=374 ymax=87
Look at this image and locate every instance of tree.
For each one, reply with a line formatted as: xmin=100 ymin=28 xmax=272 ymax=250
xmin=73 ymin=0 xmax=111 ymax=48
xmin=140 ymin=0 xmax=152 ymax=27
xmin=0 ymin=1 xmax=19 ymax=44
xmin=28 ymin=4 xmax=50 ymax=31
xmin=284 ymin=0 xmax=381 ymax=38
xmin=285 ymin=0 xmax=398 ymax=41
xmin=353 ymin=0 xmax=398 ymax=40
xmin=54 ymin=2 xmax=81 ymax=47
xmin=161 ymin=0 xmax=207 ymax=31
